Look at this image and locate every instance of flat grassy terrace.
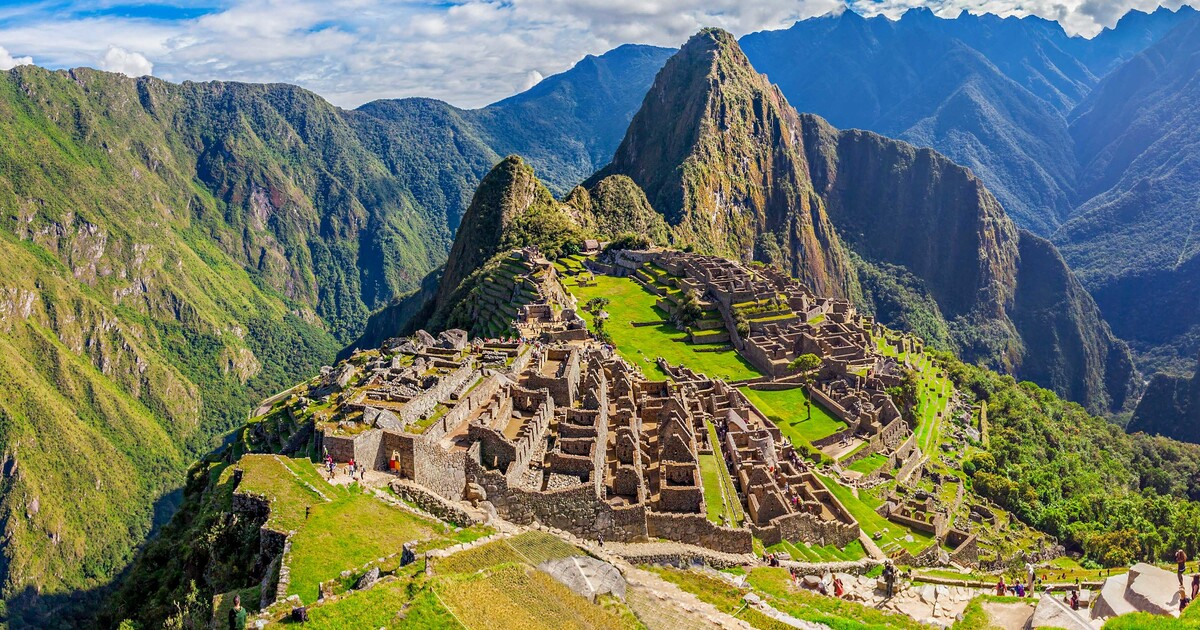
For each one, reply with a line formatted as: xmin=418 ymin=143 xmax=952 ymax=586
xmin=739 ymin=386 xmax=846 ymax=445
xmin=847 ymin=452 xmax=889 ymax=475
xmin=566 ymin=274 xmax=759 ymax=381
xmin=768 ymin=539 xmax=867 ymax=563
xmin=816 ymin=473 xmax=934 ymax=555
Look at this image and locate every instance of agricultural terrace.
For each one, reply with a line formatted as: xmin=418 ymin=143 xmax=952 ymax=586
xmin=270 ymin=531 xmax=632 ymax=629
xmin=233 ymin=455 xmax=491 ymax=606
xmin=649 ymin=566 xmax=925 ymax=630
xmin=700 ymin=420 xmax=745 ymax=526
xmin=817 ymin=473 xmax=935 ymax=555
xmin=875 ymin=333 xmax=952 ymax=455
xmin=564 ymin=273 xmax=759 ymax=381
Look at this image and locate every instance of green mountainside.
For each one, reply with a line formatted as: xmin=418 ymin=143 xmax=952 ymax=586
xmin=589 ymin=28 xmax=1133 ymax=413
xmin=0 ymin=44 xmax=671 ymax=620
xmin=590 ymin=29 xmax=852 ymax=299
xmin=1057 ymin=14 xmax=1200 ymax=377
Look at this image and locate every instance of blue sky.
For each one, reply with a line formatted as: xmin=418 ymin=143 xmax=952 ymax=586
xmin=0 ymin=0 xmax=1194 ymax=108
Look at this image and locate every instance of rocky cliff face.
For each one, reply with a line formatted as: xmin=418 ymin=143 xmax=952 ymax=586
xmin=1130 ymin=355 xmax=1200 ymax=441
xmin=593 ymin=28 xmax=1134 ymax=412
xmin=591 ymin=28 xmax=853 ymax=299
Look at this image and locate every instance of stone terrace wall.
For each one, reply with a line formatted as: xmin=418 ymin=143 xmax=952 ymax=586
xmin=754 ymin=511 xmax=860 ymax=549
xmin=421 ymin=373 xmax=502 ymax=441
xmin=645 ymin=512 xmax=753 ymax=554
xmin=390 ymin=479 xmax=478 ymax=527
xmin=466 ymin=443 xmax=647 ymax=541
xmin=398 ymin=364 xmax=476 ymax=425
xmin=413 ymin=436 xmax=468 ymax=500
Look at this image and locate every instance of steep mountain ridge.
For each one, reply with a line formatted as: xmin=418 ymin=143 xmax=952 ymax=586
xmin=0 ymin=45 xmax=671 ymax=618
xmin=594 ymin=28 xmax=1133 ymax=412
xmin=590 ymin=29 xmax=853 ymax=299
xmin=1056 ymin=14 xmax=1200 ymax=375
xmin=1130 ymin=353 xmax=1200 ymax=440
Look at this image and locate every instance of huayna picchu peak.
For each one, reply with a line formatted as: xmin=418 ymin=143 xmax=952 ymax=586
xmin=590 ymin=28 xmax=1133 ymax=414
xmin=7 ymin=7 xmax=1200 ymax=629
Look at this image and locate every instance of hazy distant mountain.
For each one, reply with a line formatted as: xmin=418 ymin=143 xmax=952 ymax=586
xmin=739 ymin=7 xmax=1196 ymax=235
xmin=1057 ymin=14 xmax=1200 ymax=375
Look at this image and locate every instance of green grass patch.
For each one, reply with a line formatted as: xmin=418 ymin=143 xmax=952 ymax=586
xmin=847 ymin=453 xmax=889 ymax=475
xmin=816 ymin=474 xmax=934 ymax=555
xmin=700 ymin=420 xmax=744 ymax=526
xmin=739 ymin=387 xmax=847 ymax=444
xmin=286 ymin=490 xmax=440 ymax=604
xmin=435 ymin=564 xmax=638 ymax=630
xmin=567 ymin=274 xmax=759 ymax=381
xmin=745 ymin=567 xmax=927 ymax=630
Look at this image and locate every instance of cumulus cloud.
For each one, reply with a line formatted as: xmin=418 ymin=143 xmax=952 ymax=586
xmin=0 ymin=0 xmax=1192 ymax=107
xmin=0 ymin=45 xmax=32 ymax=71
xmin=522 ymin=70 xmax=544 ymax=91
xmin=98 ymin=45 xmax=153 ymax=77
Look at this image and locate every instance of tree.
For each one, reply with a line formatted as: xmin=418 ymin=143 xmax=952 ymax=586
xmin=583 ymin=297 xmax=610 ymax=316
xmin=675 ymin=289 xmax=704 ymax=329
xmin=788 ymin=353 xmax=822 ymax=374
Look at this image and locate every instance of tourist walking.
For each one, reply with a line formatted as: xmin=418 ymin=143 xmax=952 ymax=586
xmin=995 ymin=576 xmax=1006 ymax=597
xmin=883 ymin=562 xmax=896 ymax=598
xmin=1178 ymin=549 xmax=1189 ymax=583
xmin=1191 ymin=573 xmax=1199 ymax=600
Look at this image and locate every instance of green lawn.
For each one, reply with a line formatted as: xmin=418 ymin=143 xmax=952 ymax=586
xmin=287 ymin=489 xmax=441 ymax=604
xmin=566 ymin=274 xmax=759 ymax=381
xmin=739 ymin=386 xmax=847 ymax=444
xmin=816 ymin=473 xmax=934 ymax=555
xmin=768 ymin=539 xmax=867 ymax=562
xmin=700 ymin=421 xmax=744 ymax=526
xmin=847 ymin=453 xmax=889 ymax=475
xmin=276 ymin=577 xmax=462 ymax=629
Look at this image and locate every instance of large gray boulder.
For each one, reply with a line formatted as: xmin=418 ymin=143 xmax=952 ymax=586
xmin=1092 ymin=563 xmax=1181 ymax=621
xmin=1031 ymin=592 xmax=1092 ymax=629
xmin=538 ymin=556 xmax=626 ymax=602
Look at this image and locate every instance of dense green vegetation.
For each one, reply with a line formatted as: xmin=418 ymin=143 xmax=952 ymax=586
xmin=940 ymin=350 xmax=1200 ymax=566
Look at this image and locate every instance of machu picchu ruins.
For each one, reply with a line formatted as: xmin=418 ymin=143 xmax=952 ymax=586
xmin=215 ymin=243 xmax=1122 ymax=627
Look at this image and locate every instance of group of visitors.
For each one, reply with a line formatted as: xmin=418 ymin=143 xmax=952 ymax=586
xmin=322 ymin=448 xmax=367 ymax=483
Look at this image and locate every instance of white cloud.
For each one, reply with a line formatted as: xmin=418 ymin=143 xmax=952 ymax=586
xmin=0 ymin=45 xmax=32 ymax=71
xmin=0 ymin=0 xmax=1192 ymax=107
xmin=522 ymin=70 xmax=544 ymax=91
xmin=98 ymin=45 xmax=153 ymax=77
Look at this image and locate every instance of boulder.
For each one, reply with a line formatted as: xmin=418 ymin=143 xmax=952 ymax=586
xmin=355 ymin=567 xmax=380 ymax=590
xmin=414 ymin=329 xmax=436 ymax=347
xmin=439 ymin=329 xmax=469 ymax=350
xmin=372 ymin=409 xmax=403 ymax=431
xmin=1031 ymin=592 xmax=1091 ymax=629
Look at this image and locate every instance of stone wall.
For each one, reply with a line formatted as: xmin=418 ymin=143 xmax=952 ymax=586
xmin=390 ymin=480 xmax=478 ymax=527
xmin=466 ymin=443 xmax=648 ymax=542
xmin=398 ymin=364 xmax=476 ymax=425
xmin=946 ymin=530 xmax=979 ymax=568
xmin=413 ymin=435 xmax=468 ymax=500
xmin=755 ymin=511 xmax=860 ymax=549
xmin=645 ymin=512 xmax=753 ymax=554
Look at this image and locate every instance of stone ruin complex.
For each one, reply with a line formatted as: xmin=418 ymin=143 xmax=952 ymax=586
xmin=297 ymin=247 xmax=989 ymax=565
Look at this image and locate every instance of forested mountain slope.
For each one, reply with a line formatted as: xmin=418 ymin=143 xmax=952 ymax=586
xmin=0 ymin=44 xmax=671 ymax=621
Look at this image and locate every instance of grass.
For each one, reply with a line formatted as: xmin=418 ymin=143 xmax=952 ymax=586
xmin=816 ymin=473 xmax=935 ymax=555
xmin=739 ymin=386 xmax=847 ymax=445
xmin=286 ymin=487 xmax=440 ymax=604
xmin=433 ymin=532 xmax=583 ymax=575
xmin=768 ymin=539 xmax=867 ymax=562
xmin=436 ymin=564 xmax=638 ymax=630
xmin=747 ymin=567 xmax=928 ymax=630
xmin=700 ymin=420 xmax=745 ymax=526
xmin=650 ymin=566 xmax=924 ymax=630
xmin=275 ymin=577 xmax=463 ymax=629
xmin=847 ymin=453 xmax=889 ymax=475
xmin=566 ymin=274 xmax=759 ymax=381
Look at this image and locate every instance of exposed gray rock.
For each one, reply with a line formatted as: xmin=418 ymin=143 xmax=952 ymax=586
xmin=355 ymin=567 xmax=380 ymax=591
xmin=538 ymin=556 xmax=626 ymax=602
